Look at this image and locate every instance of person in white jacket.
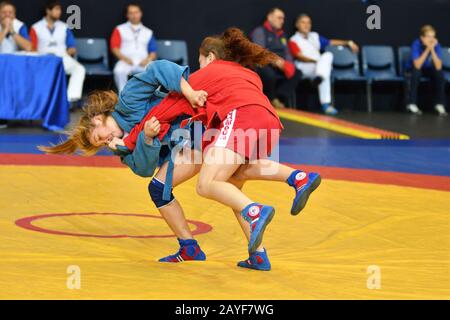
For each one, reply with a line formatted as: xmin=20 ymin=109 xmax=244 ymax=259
xmin=288 ymin=13 xmax=359 ymax=115
xmin=30 ymin=0 xmax=86 ymax=105
xmin=110 ymin=3 xmax=158 ymax=92
xmin=0 ymin=1 xmax=32 ymax=129
xmin=0 ymin=0 xmax=32 ymax=53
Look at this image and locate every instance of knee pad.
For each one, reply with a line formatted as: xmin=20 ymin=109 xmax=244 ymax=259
xmin=148 ymin=178 xmax=175 ymax=209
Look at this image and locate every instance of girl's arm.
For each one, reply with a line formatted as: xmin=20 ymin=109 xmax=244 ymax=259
xmin=108 ymin=137 xmax=125 ymax=150
xmin=120 ymin=131 xmax=161 ymax=177
xmin=180 ymin=77 xmax=208 ymax=108
xmin=143 ymin=117 xmax=161 ymax=144
xmin=119 ymin=117 xmax=162 ymax=177
xmin=131 ymin=59 xmax=190 ymax=94
xmin=115 ymin=60 xmax=206 ymax=131
xmin=117 ymin=60 xmax=192 ymax=120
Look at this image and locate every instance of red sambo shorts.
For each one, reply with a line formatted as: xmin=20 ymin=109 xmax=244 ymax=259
xmin=203 ymin=105 xmax=282 ymax=160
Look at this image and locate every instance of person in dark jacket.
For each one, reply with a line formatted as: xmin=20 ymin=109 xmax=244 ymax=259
xmin=250 ymin=7 xmax=301 ymax=108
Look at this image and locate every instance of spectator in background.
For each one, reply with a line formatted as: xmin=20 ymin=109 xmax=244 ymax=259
xmin=0 ymin=0 xmax=32 ymax=129
xmin=250 ymin=7 xmax=301 ymax=109
xmin=0 ymin=1 xmax=32 ymax=53
xmin=405 ymin=25 xmax=447 ymax=116
xmin=30 ymin=0 xmax=86 ymax=106
xmin=110 ymin=3 xmax=157 ymax=92
xmin=288 ymin=13 xmax=359 ymax=115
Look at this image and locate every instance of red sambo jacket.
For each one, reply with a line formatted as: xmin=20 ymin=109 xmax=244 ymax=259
xmin=123 ymin=59 xmax=282 ymax=151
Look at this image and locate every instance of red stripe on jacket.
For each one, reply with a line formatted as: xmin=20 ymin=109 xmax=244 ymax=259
xmin=288 ymin=40 xmax=301 ymax=56
xmin=110 ymin=28 xmax=121 ymax=50
xmin=29 ymin=27 xmax=38 ymax=50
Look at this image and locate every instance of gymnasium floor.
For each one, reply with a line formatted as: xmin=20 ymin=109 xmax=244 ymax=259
xmin=0 ymin=109 xmax=449 ymax=300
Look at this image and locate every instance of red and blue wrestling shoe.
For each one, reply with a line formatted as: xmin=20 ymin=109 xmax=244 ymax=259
xmin=240 ymin=204 xmax=275 ymax=253
xmin=287 ymin=171 xmax=322 ymax=216
xmin=159 ymin=238 xmax=206 ymax=263
xmin=237 ymin=249 xmax=271 ymax=271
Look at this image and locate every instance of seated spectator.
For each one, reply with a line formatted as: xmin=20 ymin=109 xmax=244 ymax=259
xmin=288 ymin=13 xmax=359 ymax=115
xmin=250 ymin=7 xmax=301 ymax=109
xmin=405 ymin=25 xmax=447 ymax=116
xmin=0 ymin=0 xmax=32 ymax=129
xmin=110 ymin=3 xmax=157 ymax=92
xmin=0 ymin=0 xmax=32 ymax=53
xmin=30 ymin=0 xmax=86 ymax=106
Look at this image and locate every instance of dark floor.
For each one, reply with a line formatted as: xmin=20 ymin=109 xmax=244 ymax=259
xmin=336 ymin=110 xmax=450 ymax=139
xmin=277 ymin=109 xmax=450 ymax=139
xmin=280 ymin=117 xmax=347 ymax=138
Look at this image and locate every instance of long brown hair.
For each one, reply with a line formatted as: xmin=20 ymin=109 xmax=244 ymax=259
xmin=199 ymin=27 xmax=278 ymax=69
xmin=38 ymin=90 xmax=118 ymax=156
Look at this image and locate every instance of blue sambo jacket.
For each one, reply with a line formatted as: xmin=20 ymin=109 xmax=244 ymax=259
xmin=111 ymin=60 xmax=190 ymax=199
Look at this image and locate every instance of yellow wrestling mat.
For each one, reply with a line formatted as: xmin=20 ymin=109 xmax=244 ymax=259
xmin=0 ymin=165 xmax=449 ymax=299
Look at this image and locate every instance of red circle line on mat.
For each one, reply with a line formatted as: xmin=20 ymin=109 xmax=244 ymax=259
xmin=15 ymin=212 xmax=213 ymax=238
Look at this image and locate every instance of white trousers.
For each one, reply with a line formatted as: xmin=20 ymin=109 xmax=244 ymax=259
xmin=62 ymin=55 xmax=86 ymax=102
xmin=113 ymin=61 xmax=147 ymax=92
xmin=296 ymin=52 xmax=333 ymax=104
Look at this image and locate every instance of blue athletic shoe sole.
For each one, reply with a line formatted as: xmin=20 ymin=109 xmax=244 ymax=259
xmin=291 ymin=173 xmax=321 ymax=216
xmin=248 ymin=206 xmax=275 ymax=254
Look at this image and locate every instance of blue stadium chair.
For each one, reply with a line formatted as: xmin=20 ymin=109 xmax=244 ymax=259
xmin=327 ymin=45 xmax=364 ymax=80
xmin=326 ymin=45 xmax=367 ymax=110
xmin=75 ymin=38 xmax=112 ymax=76
xmin=441 ymin=47 xmax=450 ymax=82
xmin=362 ymin=45 xmax=403 ymax=112
xmin=156 ymin=40 xmax=188 ymax=66
xmin=397 ymin=46 xmax=411 ymax=76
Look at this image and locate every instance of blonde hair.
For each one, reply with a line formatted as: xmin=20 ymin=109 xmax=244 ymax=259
xmin=38 ymin=90 xmax=118 ymax=156
xmin=420 ymin=25 xmax=436 ymax=37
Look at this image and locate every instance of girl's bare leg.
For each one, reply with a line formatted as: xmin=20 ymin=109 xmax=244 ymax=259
xmin=228 ymin=177 xmax=265 ymax=252
xmin=232 ymin=159 xmax=321 ymax=216
xmin=234 ymin=159 xmax=295 ymax=182
xmin=154 ymin=151 xmax=201 ymax=240
xmin=196 ymin=147 xmax=252 ymax=211
xmin=197 ymin=147 xmax=275 ymax=253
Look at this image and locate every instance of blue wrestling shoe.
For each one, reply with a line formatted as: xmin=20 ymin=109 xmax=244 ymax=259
xmin=159 ymin=238 xmax=206 ymax=263
xmin=237 ymin=249 xmax=271 ymax=271
xmin=288 ymin=171 xmax=322 ymax=216
xmin=240 ymin=203 xmax=275 ymax=254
